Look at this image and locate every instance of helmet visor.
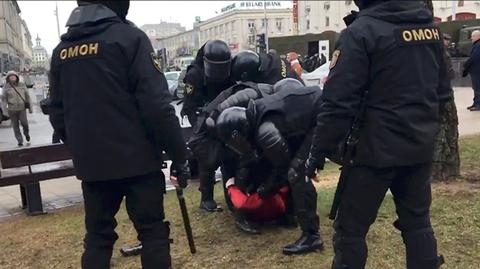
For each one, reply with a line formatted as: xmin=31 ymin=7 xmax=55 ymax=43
xmin=204 ymin=57 xmax=231 ymax=81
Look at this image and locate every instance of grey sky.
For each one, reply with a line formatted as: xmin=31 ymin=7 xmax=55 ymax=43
xmin=18 ymin=1 xmax=231 ymax=53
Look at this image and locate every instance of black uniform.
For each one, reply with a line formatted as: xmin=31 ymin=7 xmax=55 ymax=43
xmin=216 ymin=86 xmax=324 ymax=253
xmin=255 ymin=53 xmax=301 ymax=84
xmin=49 ymin=3 xmax=187 ymax=269
xmin=307 ymin=1 xmax=452 ymax=268
xmin=181 ymin=45 xmax=235 ymax=126
xmin=246 ymin=87 xmax=323 ymax=235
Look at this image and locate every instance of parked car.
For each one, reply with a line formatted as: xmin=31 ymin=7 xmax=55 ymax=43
xmin=301 ymin=61 xmax=330 ymax=89
xmin=165 ymin=71 xmax=181 ymax=99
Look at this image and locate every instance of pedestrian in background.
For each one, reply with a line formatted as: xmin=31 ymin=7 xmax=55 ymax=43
xmin=463 ymin=30 xmax=480 ymax=111
xmin=443 ymin=33 xmax=455 ymax=81
xmin=1 ymin=70 xmax=31 ymax=146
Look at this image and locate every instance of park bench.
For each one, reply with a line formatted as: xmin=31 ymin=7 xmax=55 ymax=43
xmin=0 ymin=126 xmax=193 ymax=216
xmin=0 ymin=143 xmax=75 ymax=215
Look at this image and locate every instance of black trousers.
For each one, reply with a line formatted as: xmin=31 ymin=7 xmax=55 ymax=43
xmin=288 ymin=167 xmax=319 ymax=234
xmin=332 ymin=163 xmax=439 ymax=269
xmin=81 ymin=172 xmax=170 ymax=269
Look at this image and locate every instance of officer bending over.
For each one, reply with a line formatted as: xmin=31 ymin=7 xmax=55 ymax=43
xmin=215 ymin=83 xmax=324 ymax=255
xmin=49 ymin=1 xmax=189 ymax=268
xmin=305 ymin=0 xmax=452 ymax=268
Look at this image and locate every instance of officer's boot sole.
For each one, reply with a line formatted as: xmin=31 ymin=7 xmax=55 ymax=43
xmin=282 ymin=241 xmax=324 ymax=256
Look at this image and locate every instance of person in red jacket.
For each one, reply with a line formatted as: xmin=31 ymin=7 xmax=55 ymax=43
xmin=226 ymin=177 xmax=290 ymax=223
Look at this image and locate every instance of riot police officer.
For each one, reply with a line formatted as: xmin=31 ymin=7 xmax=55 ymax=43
xmin=215 ymin=82 xmax=324 ymax=255
xmin=49 ymin=1 xmax=189 ymax=268
xmin=231 ymin=50 xmax=302 ymax=85
xmin=182 ymin=40 xmax=235 ymax=212
xmin=305 ymin=0 xmax=452 ymax=268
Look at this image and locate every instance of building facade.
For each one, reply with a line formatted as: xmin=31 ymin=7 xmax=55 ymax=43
xmin=20 ymin=19 xmax=32 ymax=71
xmin=296 ymin=0 xmax=480 ymax=35
xmin=140 ymin=22 xmax=186 ymax=48
xmin=0 ymin=0 xmax=24 ymax=72
xmin=433 ymin=0 xmax=480 ymax=22
xmin=156 ymin=28 xmax=199 ymax=65
xmin=198 ymin=1 xmax=294 ymax=52
xmin=32 ymin=35 xmax=49 ymax=70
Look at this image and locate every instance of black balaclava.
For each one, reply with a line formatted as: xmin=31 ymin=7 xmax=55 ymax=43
xmin=77 ymin=0 xmax=130 ymax=20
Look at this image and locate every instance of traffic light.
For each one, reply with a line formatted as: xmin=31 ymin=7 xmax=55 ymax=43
xmin=256 ymin=33 xmax=266 ymax=53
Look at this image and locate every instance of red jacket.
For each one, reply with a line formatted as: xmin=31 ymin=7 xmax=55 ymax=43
xmin=228 ymin=186 xmax=289 ymax=222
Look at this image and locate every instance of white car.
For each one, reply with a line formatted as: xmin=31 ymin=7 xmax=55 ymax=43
xmin=164 ymin=71 xmax=181 ymax=99
xmin=301 ymin=61 xmax=330 ymax=89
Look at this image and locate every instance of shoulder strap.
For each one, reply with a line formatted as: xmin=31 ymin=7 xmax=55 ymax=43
xmin=11 ymin=85 xmax=27 ymax=103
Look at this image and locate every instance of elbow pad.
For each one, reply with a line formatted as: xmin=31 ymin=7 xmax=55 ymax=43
xmin=257 ymin=121 xmax=289 ymax=167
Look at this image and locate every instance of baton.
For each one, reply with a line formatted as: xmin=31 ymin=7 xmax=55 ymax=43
xmin=175 ymin=187 xmax=196 ymax=254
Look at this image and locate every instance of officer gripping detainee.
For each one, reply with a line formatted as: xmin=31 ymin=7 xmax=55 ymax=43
xmin=49 ymin=1 xmax=190 ymax=268
xmin=215 ymin=84 xmax=324 ymax=255
xmin=231 ymin=50 xmax=302 ymax=85
xmin=182 ymin=40 xmax=235 ymax=212
xmin=305 ymin=0 xmax=452 ymax=268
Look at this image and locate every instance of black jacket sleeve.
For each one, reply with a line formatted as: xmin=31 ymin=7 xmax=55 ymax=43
xmin=310 ymin=29 xmax=369 ymax=158
xmin=255 ymin=120 xmax=290 ymax=168
xmin=48 ymin=55 xmax=67 ymax=143
xmin=129 ymin=33 xmax=187 ymax=164
xmin=217 ymin=88 xmax=261 ymax=113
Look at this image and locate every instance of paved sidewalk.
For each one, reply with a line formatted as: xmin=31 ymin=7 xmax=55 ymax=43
xmin=0 ymin=87 xmax=478 ymax=221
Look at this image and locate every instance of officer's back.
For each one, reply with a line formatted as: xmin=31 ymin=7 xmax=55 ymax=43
xmin=50 ymin=3 xmax=186 ymax=181
xmin=321 ymin=0 xmax=452 ymax=167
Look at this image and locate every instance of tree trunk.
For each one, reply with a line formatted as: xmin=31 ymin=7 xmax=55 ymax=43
xmin=425 ymin=0 xmax=461 ymax=181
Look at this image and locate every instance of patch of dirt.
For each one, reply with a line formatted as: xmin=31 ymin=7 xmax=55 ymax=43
xmin=432 ymin=180 xmax=480 ymax=195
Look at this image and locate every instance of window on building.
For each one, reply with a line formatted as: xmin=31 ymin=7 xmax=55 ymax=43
xmin=458 ymin=0 xmax=464 ymax=7
xmin=345 ymin=0 xmax=353 ymax=5
xmin=326 ymin=16 xmax=330 ymax=27
xmin=324 ymin=1 xmax=330 ymax=10
xmin=248 ymin=20 xmax=255 ymax=29
xmin=276 ymin=19 xmax=282 ymax=32
xmin=306 ymin=19 xmax=310 ymax=30
xmin=262 ymin=18 xmax=269 ymax=28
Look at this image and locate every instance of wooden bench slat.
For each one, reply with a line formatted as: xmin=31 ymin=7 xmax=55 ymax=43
xmin=0 ymin=167 xmax=76 ymax=187
xmin=0 ymin=144 xmax=72 ymax=169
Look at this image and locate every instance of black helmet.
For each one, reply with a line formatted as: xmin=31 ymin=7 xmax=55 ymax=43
xmin=216 ymin=107 xmax=253 ymax=156
xmin=273 ymin=78 xmax=304 ymax=93
xmin=78 ymin=1 xmax=130 ymax=20
xmin=203 ymin=40 xmax=231 ymax=81
xmin=231 ymin=50 xmax=261 ymax=82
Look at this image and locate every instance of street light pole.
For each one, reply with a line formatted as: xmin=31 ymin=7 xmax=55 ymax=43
xmin=54 ymin=1 xmax=61 ymax=40
xmin=264 ymin=0 xmax=269 ymax=52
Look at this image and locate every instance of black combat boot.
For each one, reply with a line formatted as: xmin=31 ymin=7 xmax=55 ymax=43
xmin=282 ymin=232 xmax=324 ymax=255
xmin=199 ymin=188 xmax=222 ymax=212
xmin=234 ymin=212 xmax=260 ymax=234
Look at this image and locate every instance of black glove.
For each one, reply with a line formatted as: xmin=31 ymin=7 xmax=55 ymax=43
xmin=257 ymin=175 xmax=277 ymax=199
xmin=305 ymin=155 xmax=324 ymax=179
xmin=205 ymin=109 xmax=221 ymax=129
xmin=170 ymin=160 xmax=190 ymax=189
xmin=462 ymin=69 xmax=469 ymax=77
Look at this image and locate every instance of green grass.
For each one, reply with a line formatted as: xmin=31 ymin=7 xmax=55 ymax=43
xmin=0 ymin=136 xmax=479 ymax=269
